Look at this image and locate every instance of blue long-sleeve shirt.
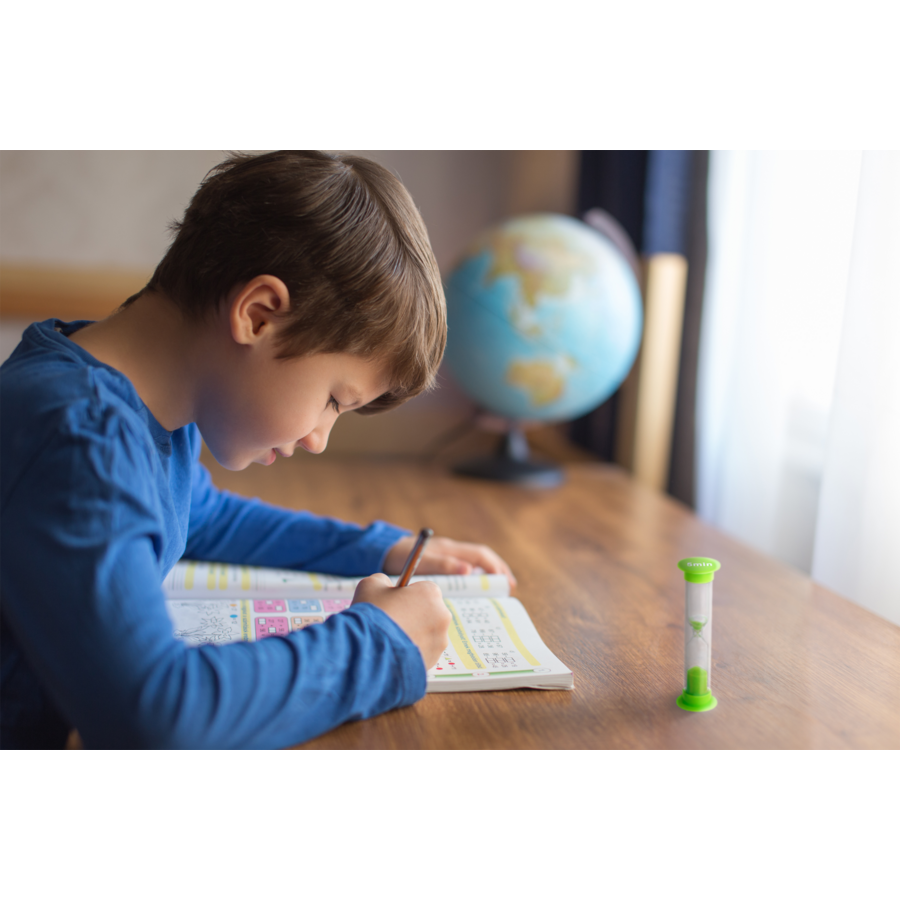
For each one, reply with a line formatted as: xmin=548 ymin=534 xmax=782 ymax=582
xmin=0 ymin=319 xmax=424 ymax=749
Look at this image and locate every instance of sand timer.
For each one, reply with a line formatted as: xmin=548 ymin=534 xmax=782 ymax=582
xmin=676 ymin=557 xmax=721 ymax=712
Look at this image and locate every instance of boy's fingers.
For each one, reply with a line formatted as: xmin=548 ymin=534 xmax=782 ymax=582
xmin=366 ymin=572 xmax=394 ymax=587
xmin=442 ymin=543 xmax=516 ymax=584
xmin=350 ymin=571 xmax=395 ymax=605
xmin=419 ymin=552 xmax=472 ymax=575
xmin=421 ymin=547 xmax=517 ymax=588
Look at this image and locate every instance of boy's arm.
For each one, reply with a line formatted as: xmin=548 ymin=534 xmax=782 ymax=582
xmin=1 ymin=424 xmax=425 ymax=749
xmin=185 ymin=452 xmax=409 ymax=575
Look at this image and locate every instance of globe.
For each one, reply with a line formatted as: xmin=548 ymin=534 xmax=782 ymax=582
xmin=444 ymin=213 xmax=643 ymax=425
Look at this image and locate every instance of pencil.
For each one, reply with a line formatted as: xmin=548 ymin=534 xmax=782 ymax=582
xmin=396 ymin=528 xmax=434 ymax=587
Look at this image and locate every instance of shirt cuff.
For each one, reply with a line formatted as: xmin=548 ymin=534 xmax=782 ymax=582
xmin=363 ymin=520 xmax=411 ymax=574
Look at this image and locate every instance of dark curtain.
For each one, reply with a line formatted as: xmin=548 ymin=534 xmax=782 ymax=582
xmin=568 ymin=152 xmax=648 ymax=465
xmin=577 ymin=151 xmax=649 ymax=251
xmin=568 ymin=150 xmax=709 ymax=508
xmin=668 ymin=151 xmax=709 ymax=508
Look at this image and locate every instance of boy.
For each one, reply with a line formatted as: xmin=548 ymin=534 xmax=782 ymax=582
xmin=0 ymin=150 xmax=514 ymax=749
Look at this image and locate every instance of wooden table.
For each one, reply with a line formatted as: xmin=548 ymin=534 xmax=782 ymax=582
xmin=205 ymin=451 xmax=900 ymax=750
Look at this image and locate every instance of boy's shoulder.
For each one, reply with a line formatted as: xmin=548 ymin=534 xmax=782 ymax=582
xmin=2 ymin=318 xmax=145 ymax=419
xmin=1 ymin=320 xmax=181 ymax=498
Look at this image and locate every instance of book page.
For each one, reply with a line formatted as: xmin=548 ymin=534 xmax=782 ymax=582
xmin=165 ymin=592 xmax=572 ymax=691
xmin=167 ymin=599 xmax=252 ymax=645
xmin=163 ymin=560 xmax=509 ymax=600
xmin=166 ymin=598 xmax=334 ymax=644
xmin=427 ymin=596 xmax=571 ymax=686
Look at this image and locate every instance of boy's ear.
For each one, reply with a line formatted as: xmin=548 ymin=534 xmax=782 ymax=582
xmin=228 ymin=275 xmax=291 ymax=346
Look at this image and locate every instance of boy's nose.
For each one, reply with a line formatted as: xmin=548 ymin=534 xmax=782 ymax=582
xmin=299 ymin=422 xmax=332 ymax=455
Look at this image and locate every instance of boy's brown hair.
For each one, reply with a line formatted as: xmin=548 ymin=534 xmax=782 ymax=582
xmin=136 ymin=150 xmax=446 ymax=414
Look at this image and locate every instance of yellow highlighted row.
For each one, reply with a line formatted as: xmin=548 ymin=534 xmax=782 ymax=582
xmin=490 ymin=599 xmax=540 ymax=666
xmin=444 ymin=601 xmax=486 ymax=670
xmin=240 ymin=601 xmax=253 ymax=640
xmin=205 ymin=564 xmax=230 ymax=590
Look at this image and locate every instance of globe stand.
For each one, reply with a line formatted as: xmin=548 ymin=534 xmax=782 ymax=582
xmin=452 ymin=426 xmax=564 ymax=489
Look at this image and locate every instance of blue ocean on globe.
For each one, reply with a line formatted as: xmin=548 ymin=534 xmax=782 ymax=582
xmin=444 ymin=214 xmax=643 ymax=422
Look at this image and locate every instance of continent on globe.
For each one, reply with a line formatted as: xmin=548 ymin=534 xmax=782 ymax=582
xmin=505 ymin=359 xmax=569 ymax=406
xmin=476 ymin=224 xmax=595 ymax=309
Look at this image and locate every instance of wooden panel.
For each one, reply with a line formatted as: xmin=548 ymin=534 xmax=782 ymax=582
xmin=201 ymin=451 xmax=900 ymax=750
xmin=0 ymin=264 xmax=151 ymax=321
xmin=617 ymin=254 xmax=689 ymax=490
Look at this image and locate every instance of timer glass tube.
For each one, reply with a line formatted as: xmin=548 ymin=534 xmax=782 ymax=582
xmin=676 ymin=557 xmax=721 ymax=712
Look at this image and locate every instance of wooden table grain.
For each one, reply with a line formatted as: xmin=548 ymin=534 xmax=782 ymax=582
xmin=204 ymin=451 xmax=900 ymax=750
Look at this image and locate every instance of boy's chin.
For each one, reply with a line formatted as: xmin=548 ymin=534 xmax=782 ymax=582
xmin=205 ymin=442 xmax=262 ymax=472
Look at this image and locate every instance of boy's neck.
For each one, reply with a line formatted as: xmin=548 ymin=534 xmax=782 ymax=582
xmin=68 ymin=291 xmax=206 ymax=432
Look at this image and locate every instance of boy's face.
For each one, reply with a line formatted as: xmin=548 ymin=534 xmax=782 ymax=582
xmin=198 ymin=350 xmax=392 ymax=471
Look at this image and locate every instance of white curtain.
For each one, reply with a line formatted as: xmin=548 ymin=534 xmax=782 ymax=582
xmin=697 ymin=150 xmax=900 ymax=626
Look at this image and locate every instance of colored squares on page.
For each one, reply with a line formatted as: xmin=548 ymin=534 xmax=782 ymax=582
xmin=254 ymin=617 xmax=290 ymax=639
xmin=288 ymin=599 xmax=323 ymax=613
xmin=292 ymin=616 xmax=325 ymax=630
xmin=254 ymin=599 xmax=286 ymax=613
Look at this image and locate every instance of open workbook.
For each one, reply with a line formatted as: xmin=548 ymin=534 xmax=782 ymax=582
xmin=163 ymin=560 xmax=573 ymax=692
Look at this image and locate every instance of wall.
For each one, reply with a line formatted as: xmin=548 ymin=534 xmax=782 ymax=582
xmin=0 ymin=151 xmax=227 ymax=268
xmin=0 ymin=320 xmax=28 ymax=363
xmin=0 ymin=150 xmax=230 ymax=377
xmin=364 ymin=151 xmax=515 ymax=273
xmin=0 ymin=150 xmax=578 ymax=455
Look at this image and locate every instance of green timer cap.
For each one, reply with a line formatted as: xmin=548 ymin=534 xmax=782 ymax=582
xmin=677 ymin=557 xmax=721 ymax=584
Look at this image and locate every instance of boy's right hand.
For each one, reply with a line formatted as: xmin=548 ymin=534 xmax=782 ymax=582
xmin=351 ymin=573 xmax=451 ymax=671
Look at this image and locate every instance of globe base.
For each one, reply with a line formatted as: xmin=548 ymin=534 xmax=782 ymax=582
xmin=452 ymin=427 xmax=564 ymax=489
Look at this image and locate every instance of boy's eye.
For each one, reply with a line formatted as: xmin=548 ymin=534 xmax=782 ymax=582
xmin=329 ymin=397 xmax=340 ymax=414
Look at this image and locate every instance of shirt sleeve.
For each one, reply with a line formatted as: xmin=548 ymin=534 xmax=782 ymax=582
xmin=185 ymin=453 xmax=409 ymax=576
xmin=1 ymin=411 xmax=426 ymax=749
